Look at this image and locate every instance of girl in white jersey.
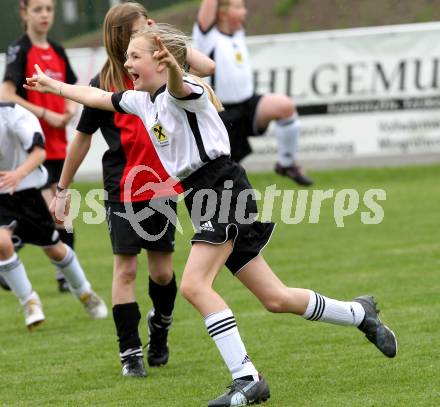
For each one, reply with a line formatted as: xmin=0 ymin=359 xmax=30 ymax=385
xmin=25 ymin=23 xmax=397 ymax=407
xmin=193 ymin=0 xmax=314 ymax=186
xmin=0 ymin=103 xmax=107 ymax=330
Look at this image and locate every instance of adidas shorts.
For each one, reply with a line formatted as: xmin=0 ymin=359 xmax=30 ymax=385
xmin=0 ymin=188 xmax=60 ymax=247
xmin=104 ymin=199 xmax=177 ymax=255
xmin=181 ymin=156 xmax=275 ymax=274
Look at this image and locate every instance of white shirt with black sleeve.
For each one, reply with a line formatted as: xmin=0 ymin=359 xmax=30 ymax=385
xmin=111 ymin=77 xmax=230 ymax=180
xmin=0 ymin=103 xmax=48 ymax=193
xmin=192 ymin=23 xmax=254 ymax=104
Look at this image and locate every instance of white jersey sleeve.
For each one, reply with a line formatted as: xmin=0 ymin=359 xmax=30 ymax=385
xmin=166 ymin=79 xmax=206 ymax=113
xmin=111 ymin=90 xmax=153 ymax=118
xmin=0 ymin=103 xmax=47 ymax=192
xmin=192 ymin=23 xmax=217 ymax=57
xmin=8 ymin=104 xmax=45 ymax=151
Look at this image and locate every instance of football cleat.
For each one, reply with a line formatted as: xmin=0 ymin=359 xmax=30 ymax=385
xmin=79 ymin=291 xmax=108 ymax=319
xmin=146 ymin=309 xmax=170 ymax=367
xmin=23 ymin=294 xmax=45 ymax=330
xmin=354 ymin=295 xmax=397 ymax=358
xmin=208 ymin=375 xmax=270 ymax=407
xmin=122 ymin=355 xmax=147 ymax=378
xmin=274 ymin=162 xmax=313 ymax=186
xmin=57 ymin=277 xmax=70 ymax=293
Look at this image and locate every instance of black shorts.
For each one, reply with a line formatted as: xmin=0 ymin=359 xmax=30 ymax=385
xmin=181 ymin=156 xmax=275 ymax=274
xmin=0 ymin=189 xmax=60 ymax=247
xmin=43 ymin=159 xmax=64 ymax=188
xmin=105 ymin=199 xmax=177 ymax=255
xmin=220 ymin=95 xmax=265 ymax=162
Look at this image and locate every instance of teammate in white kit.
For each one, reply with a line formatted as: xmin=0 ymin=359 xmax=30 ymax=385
xmin=25 ymin=23 xmax=397 ymax=407
xmin=0 ymin=103 xmax=107 ymax=329
xmin=192 ymin=0 xmax=313 ymax=186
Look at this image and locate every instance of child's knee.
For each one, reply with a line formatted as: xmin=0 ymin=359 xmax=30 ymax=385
xmin=180 ymin=276 xmax=204 ymax=302
xmin=280 ymin=99 xmax=296 ymax=118
xmin=261 ymin=292 xmax=289 ymax=313
xmin=0 ymin=234 xmax=14 ymax=259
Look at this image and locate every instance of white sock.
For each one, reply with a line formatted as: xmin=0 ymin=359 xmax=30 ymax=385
xmin=302 ymin=290 xmax=365 ymax=326
xmin=0 ymin=253 xmax=34 ymax=304
xmin=51 ymin=244 xmax=90 ymax=296
xmin=274 ymin=114 xmax=300 ymax=167
xmin=205 ymin=309 xmax=259 ymax=381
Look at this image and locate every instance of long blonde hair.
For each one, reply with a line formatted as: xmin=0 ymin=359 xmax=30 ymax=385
xmin=133 ymin=23 xmax=223 ymax=112
xmin=100 ymin=2 xmax=149 ymax=92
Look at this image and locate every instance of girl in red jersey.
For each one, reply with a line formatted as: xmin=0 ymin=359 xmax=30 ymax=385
xmin=1 ymin=0 xmax=77 ymax=291
xmin=49 ymin=3 xmax=215 ymax=377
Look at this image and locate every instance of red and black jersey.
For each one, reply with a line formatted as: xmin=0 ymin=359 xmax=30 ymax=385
xmin=3 ymin=34 xmax=77 ymax=160
xmin=76 ymin=75 xmax=183 ymax=203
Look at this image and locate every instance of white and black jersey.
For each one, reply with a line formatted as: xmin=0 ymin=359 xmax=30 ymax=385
xmin=111 ymin=77 xmax=230 ymax=180
xmin=0 ymin=103 xmax=47 ymax=193
xmin=192 ymin=23 xmax=253 ymax=104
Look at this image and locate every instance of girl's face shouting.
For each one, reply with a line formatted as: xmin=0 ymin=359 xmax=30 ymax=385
xmin=124 ymin=36 xmax=158 ymax=92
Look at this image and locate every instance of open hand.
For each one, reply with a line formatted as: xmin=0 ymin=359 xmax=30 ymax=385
xmin=0 ymin=169 xmax=23 ymax=194
xmin=49 ymin=193 xmax=71 ymax=225
xmin=153 ymin=36 xmax=179 ymax=70
xmin=24 ymin=64 xmax=59 ymax=94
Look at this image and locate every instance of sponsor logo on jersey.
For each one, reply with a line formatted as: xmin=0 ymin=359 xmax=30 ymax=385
xmin=152 ymin=123 xmax=169 ymax=146
xmin=235 ymin=51 xmax=243 ymax=64
xmin=6 ymin=45 xmax=20 ymax=64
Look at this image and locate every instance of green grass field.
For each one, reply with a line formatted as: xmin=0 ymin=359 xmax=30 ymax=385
xmin=1 ymin=164 xmax=439 ymax=406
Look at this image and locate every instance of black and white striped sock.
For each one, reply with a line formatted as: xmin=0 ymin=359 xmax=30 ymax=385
xmin=302 ymin=290 xmax=365 ymax=326
xmin=205 ymin=309 xmax=258 ymax=381
xmin=120 ymin=347 xmax=143 ymax=364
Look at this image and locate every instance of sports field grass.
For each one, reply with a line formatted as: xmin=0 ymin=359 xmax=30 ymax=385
xmin=1 ymin=164 xmax=439 ymax=406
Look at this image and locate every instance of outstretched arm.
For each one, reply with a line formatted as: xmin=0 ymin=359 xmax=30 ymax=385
xmin=24 ymin=65 xmax=116 ymax=112
xmin=0 ymin=81 xmax=71 ymax=128
xmin=197 ymin=0 xmax=218 ymax=32
xmin=154 ymin=37 xmax=191 ymax=99
xmin=186 ymin=47 xmax=215 ymax=76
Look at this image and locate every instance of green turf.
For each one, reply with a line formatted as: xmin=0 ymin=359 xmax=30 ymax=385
xmin=1 ymin=164 xmax=439 ymax=406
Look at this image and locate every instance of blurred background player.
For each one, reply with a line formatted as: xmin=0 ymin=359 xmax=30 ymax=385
xmin=0 ymin=0 xmax=78 ymax=292
xmin=50 ymin=2 xmax=215 ymax=377
xmin=0 ymin=102 xmax=107 ymax=329
xmin=193 ymin=0 xmax=313 ymax=186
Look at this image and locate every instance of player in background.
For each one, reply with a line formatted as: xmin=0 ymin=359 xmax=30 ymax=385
xmin=26 ymin=23 xmax=397 ymax=407
xmin=192 ymin=0 xmax=314 ymax=186
xmin=48 ymin=2 xmax=215 ymax=377
xmin=0 ymin=103 xmax=107 ymax=329
xmin=0 ymin=0 xmax=77 ymax=292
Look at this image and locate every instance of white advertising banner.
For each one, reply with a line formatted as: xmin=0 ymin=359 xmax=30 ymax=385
xmin=245 ymin=22 xmax=440 ymax=167
xmin=1 ymin=23 xmax=440 ymax=178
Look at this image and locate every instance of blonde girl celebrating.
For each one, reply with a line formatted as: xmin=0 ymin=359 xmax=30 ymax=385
xmin=25 ymin=23 xmax=397 ymax=407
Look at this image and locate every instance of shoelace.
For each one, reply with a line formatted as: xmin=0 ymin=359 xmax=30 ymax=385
xmin=225 ymin=380 xmax=250 ymax=400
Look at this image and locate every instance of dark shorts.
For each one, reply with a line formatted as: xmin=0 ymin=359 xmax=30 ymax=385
xmin=105 ymin=199 xmax=177 ymax=255
xmin=42 ymin=159 xmax=64 ymax=188
xmin=0 ymin=189 xmax=60 ymax=247
xmin=220 ymin=95 xmax=265 ymax=162
xmin=181 ymin=156 xmax=275 ymax=274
